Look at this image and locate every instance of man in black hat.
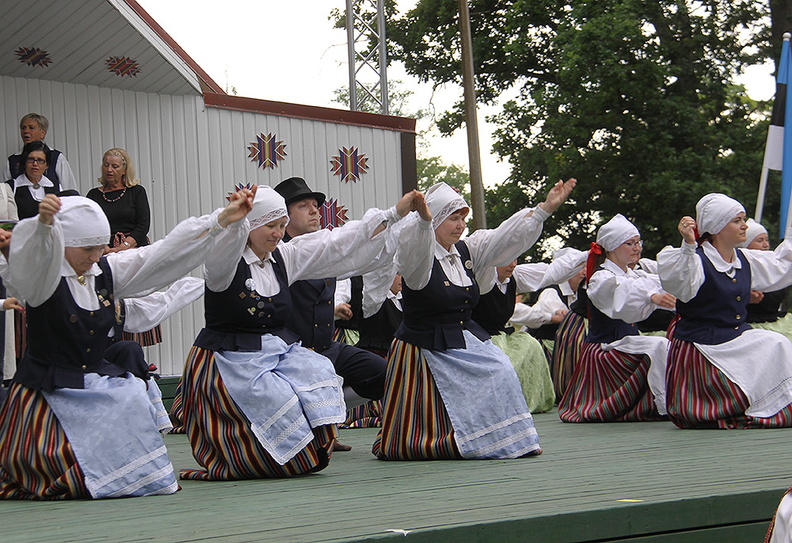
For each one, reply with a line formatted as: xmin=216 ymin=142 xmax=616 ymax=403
xmin=274 ymin=177 xmax=387 ymax=433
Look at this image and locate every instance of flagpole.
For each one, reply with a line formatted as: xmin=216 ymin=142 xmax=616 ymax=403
xmin=756 ymin=167 xmax=770 ymax=222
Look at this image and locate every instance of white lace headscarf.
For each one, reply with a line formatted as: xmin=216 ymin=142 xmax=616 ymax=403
xmin=249 ymin=185 xmax=289 ymax=230
xmin=596 ymin=214 xmax=640 ymax=252
xmin=58 ymin=196 xmax=110 ymax=247
xmin=425 ymin=182 xmax=469 ymax=230
xmin=695 ymin=193 xmax=744 ymax=237
xmin=737 ymin=218 xmax=767 ymax=248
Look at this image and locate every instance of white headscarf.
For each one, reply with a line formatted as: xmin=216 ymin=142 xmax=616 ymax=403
xmin=58 ymin=196 xmax=110 ymax=247
xmin=249 ymin=185 xmax=289 ymax=230
xmin=695 ymin=193 xmax=744 ymax=236
xmin=596 ymin=214 xmax=640 ymax=252
xmin=425 ymin=182 xmax=469 ymax=230
xmin=737 ymin=218 xmax=767 ymax=248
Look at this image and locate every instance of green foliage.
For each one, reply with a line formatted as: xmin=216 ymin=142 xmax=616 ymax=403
xmin=386 ymin=0 xmax=777 ymax=257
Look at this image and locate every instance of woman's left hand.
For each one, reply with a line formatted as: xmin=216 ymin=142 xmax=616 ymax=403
xmin=538 ymin=178 xmax=576 ymax=214
xmin=219 ymin=185 xmax=257 ymax=227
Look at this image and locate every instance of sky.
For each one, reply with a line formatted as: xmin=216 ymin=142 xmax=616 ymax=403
xmin=136 ymin=1 xmax=776 ymax=186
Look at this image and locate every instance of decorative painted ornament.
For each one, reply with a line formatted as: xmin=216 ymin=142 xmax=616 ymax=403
xmin=248 ymin=133 xmax=287 ymax=169
xmin=330 ymin=146 xmax=368 ymax=183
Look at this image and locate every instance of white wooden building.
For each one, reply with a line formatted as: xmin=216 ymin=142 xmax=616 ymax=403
xmin=0 ymin=0 xmax=417 ymax=375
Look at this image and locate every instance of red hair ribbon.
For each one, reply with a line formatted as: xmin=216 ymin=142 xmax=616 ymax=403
xmin=585 ymin=242 xmax=604 ymax=283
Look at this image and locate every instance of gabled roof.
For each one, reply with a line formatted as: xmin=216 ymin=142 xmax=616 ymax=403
xmin=0 ymin=0 xmax=224 ymax=95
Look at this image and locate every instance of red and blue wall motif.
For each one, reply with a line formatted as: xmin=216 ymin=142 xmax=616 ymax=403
xmin=331 ymin=146 xmax=368 ymax=183
xmin=320 ymin=198 xmax=348 ymax=230
xmin=248 ymin=133 xmax=287 ymax=169
xmin=15 ymin=47 xmax=52 ymax=68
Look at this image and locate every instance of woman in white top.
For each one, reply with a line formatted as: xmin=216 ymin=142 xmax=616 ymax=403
xmin=558 ymin=214 xmax=673 ymax=422
xmin=657 ymin=193 xmax=792 ymax=428
xmin=373 ymin=179 xmax=574 ymax=460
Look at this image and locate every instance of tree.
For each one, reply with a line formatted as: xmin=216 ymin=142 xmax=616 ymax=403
xmin=386 ymin=0 xmax=776 ymax=258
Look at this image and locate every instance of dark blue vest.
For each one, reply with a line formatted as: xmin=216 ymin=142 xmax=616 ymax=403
xmin=195 ymin=248 xmax=297 ymax=351
xmin=7 ymin=149 xmax=62 ymax=184
xmin=7 ymin=177 xmax=62 ymax=220
xmin=585 ymin=266 xmax=640 ymax=344
xmin=286 ymin=278 xmax=336 ymax=351
xmin=471 ymin=277 xmax=517 ymax=336
xmin=358 ymin=298 xmax=403 ymax=352
xmin=675 ymin=247 xmax=751 ymax=345
xmin=397 ymin=241 xmax=489 ymax=350
xmin=15 ymin=258 xmax=124 ymax=391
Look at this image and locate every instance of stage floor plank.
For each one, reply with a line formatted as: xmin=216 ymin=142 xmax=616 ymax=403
xmin=3 ymin=410 xmax=791 ymax=542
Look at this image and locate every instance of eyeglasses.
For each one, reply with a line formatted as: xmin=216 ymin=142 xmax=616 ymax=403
xmin=623 ymin=240 xmax=643 ymax=248
xmin=26 ymin=157 xmax=46 ymax=165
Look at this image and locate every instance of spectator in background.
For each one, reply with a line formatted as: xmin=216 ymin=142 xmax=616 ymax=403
xmin=7 ymin=141 xmax=64 ymax=219
xmin=86 ymin=148 xmax=151 ymax=253
xmin=3 ymin=113 xmax=76 ymax=191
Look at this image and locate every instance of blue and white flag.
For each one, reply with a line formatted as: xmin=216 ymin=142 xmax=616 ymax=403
xmin=764 ymin=34 xmax=792 ymax=235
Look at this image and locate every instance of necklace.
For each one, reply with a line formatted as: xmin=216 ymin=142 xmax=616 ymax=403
xmin=102 ymin=187 xmax=126 ymax=203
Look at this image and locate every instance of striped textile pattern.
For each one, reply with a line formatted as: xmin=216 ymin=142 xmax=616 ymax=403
xmin=372 ymin=339 xmax=461 ymax=460
xmin=168 ymin=378 xmax=186 ymax=434
xmin=121 ymin=324 xmax=162 ymax=347
xmin=558 ymin=342 xmax=664 ymax=422
xmin=341 ymin=400 xmax=382 ymax=428
xmin=0 ymin=383 xmax=89 ymax=499
xmin=178 ymin=346 xmax=336 ymax=480
xmin=667 ymin=339 xmax=792 ymax=429
xmin=551 ymin=312 xmax=587 ymax=402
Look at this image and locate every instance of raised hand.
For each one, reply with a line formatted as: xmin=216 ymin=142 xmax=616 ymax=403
xmin=538 ymin=178 xmax=576 ymax=214
xmin=678 ymin=216 xmax=697 ymax=245
xmin=413 ymin=191 xmax=432 ymax=222
xmin=38 ymin=194 xmax=61 ymax=225
xmin=219 ymin=185 xmax=257 ymax=227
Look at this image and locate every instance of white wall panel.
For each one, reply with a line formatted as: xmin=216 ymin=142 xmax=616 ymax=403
xmin=0 ymin=74 xmax=407 ymax=376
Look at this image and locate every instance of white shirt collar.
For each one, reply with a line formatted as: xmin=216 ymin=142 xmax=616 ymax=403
xmin=59 ymin=259 xmax=102 ymax=278
xmin=16 ymin=173 xmax=54 ymax=188
xmin=242 ymin=246 xmax=276 ymax=267
xmin=601 ymin=258 xmax=634 ymax=277
xmin=702 ymin=241 xmax=742 ymax=273
xmin=434 ymin=241 xmax=460 ymax=260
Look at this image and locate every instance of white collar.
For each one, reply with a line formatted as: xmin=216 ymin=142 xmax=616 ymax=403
xmin=600 ymin=258 xmax=634 ymax=277
xmin=434 ymin=241 xmax=461 ymax=260
xmin=243 ymin=246 xmax=276 ymax=267
xmin=16 ymin=173 xmax=54 ymax=188
xmin=60 ymin=259 xmax=102 ymax=279
xmin=559 ymin=281 xmax=574 ymax=297
xmin=702 ymin=241 xmax=742 ymax=273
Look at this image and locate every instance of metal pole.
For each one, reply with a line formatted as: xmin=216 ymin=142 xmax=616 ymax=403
xmin=346 ymin=0 xmax=357 ymax=111
xmin=377 ymin=0 xmax=389 ymax=115
xmin=755 ymin=167 xmax=769 ymax=222
xmin=458 ymin=0 xmax=486 ymax=230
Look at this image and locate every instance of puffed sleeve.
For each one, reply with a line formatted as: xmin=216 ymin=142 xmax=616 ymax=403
xmin=657 ymin=242 xmax=704 ymax=303
xmin=279 ymin=207 xmax=392 ymax=284
xmin=394 ymin=213 xmax=435 ymax=291
xmin=741 ymin=238 xmax=792 ymax=292
xmin=465 ymin=206 xmax=550 ymax=274
xmin=123 ymin=277 xmax=204 ymax=333
xmin=108 ymin=209 xmax=248 ymax=299
xmin=8 ymin=217 xmax=65 ymax=307
xmin=588 ymin=269 xmax=662 ymax=323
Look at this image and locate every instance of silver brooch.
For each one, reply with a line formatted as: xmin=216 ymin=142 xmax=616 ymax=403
xmin=464 ymin=260 xmax=473 ymax=270
xmin=245 ymin=278 xmax=256 ymax=292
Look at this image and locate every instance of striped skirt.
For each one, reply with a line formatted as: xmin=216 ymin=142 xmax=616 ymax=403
xmin=0 ymin=383 xmax=89 ymax=499
xmin=372 ymin=339 xmax=461 ymax=460
xmin=551 ymin=312 xmax=587 ymax=402
xmin=558 ymin=342 xmax=664 ymax=422
xmin=168 ymin=378 xmax=186 ymax=434
xmin=122 ymin=324 xmax=162 ymax=347
xmin=178 ymin=346 xmax=337 ymax=480
xmin=341 ymin=400 xmax=382 ymax=428
xmin=666 ymin=339 xmax=792 ymax=429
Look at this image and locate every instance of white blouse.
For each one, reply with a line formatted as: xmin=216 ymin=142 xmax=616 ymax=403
xmin=587 ymin=259 xmax=663 ymax=323
xmin=399 ymin=206 xmax=551 ymax=291
xmin=9 ymin=208 xmax=245 ymax=309
xmin=657 ymin=240 xmax=792 ymax=303
xmin=205 ymin=207 xmax=398 ymax=297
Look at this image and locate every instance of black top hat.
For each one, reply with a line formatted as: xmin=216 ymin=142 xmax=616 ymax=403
xmin=274 ymin=177 xmax=326 ymax=207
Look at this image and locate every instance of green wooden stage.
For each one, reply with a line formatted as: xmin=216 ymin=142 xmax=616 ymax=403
xmin=3 ymin=407 xmax=791 ymax=542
